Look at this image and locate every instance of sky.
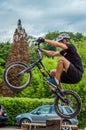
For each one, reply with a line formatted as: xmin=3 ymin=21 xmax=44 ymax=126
xmin=0 ymin=0 xmax=86 ymax=42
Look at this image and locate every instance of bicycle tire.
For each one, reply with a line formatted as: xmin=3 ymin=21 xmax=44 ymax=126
xmin=54 ymin=90 xmax=82 ymax=119
xmin=4 ymin=62 xmax=32 ymax=91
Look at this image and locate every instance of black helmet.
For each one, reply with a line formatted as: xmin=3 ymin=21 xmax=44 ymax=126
xmin=56 ymin=33 xmax=70 ymax=42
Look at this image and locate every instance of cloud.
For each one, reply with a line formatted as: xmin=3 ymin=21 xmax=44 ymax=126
xmin=0 ymin=0 xmax=86 ymax=42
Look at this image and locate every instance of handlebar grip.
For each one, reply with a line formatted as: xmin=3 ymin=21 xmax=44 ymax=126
xmin=35 ymin=42 xmax=42 ymax=46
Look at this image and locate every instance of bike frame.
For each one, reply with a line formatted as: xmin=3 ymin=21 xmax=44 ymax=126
xmin=17 ymin=45 xmax=64 ymax=99
xmin=17 ymin=48 xmax=50 ymax=78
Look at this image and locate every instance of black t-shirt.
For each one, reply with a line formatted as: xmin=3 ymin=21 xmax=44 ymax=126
xmin=60 ymin=43 xmax=83 ymax=73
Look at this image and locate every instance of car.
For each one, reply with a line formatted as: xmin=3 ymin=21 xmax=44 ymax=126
xmin=14 ymin=104 xmax=78 ymax=126
xmin=0 ymin=104 xmax=8 ymax=125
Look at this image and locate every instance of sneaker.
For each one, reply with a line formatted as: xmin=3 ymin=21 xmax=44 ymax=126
xmin=47 ymin=77 xmax=58 ymax=87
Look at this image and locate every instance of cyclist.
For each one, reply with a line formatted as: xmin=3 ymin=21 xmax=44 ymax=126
xmin=37 ymin=33 xmax=84 ymax=89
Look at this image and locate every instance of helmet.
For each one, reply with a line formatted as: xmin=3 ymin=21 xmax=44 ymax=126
xmin=56 ymin=33 xmax=70 ymax=42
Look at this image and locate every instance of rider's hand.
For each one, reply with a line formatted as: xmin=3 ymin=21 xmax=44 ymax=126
xmin=37 ymin=37 xmax=45 ymax=43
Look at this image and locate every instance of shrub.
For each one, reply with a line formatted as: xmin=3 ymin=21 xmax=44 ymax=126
xmin=0 ymin=97 xmax=54 ymax=125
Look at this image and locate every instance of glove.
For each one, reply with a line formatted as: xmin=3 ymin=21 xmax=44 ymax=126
xmin=37 ymin=37 xmax=45 ymax=43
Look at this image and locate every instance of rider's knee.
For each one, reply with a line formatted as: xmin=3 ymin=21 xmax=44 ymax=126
xmin=50 ymin=69 xmax=56 ymax=77
xmin=58 ymin=58 xmax=70 ymax=70
xmin=58 ymin=58 xmax=65 ymax=65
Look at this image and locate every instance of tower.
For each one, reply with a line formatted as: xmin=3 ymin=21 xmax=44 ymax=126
xmin=0 ymin=19 xmax=30 ymax=96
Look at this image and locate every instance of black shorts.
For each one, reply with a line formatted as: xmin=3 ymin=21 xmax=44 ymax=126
xmin=60 ymin=63 xmax=83 ymax=84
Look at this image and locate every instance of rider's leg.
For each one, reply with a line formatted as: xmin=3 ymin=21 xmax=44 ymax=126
xmin=50 ymin=69 xmax=56 ymax=77
xmin=49 ymin=58 xmax=70 ymax=88
xmin=55 ymin=57 xmax=70 ymax=81
xmin=50 ymin=69 xmax=63 ymax=89
xmin=58 ymin=82 xmax=63 ymax=89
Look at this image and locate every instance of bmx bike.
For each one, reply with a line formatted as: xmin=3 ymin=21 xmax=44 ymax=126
xmin=4 ymin=42 xmax=82 ymax=119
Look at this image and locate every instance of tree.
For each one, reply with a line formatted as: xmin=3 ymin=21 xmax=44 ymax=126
xmin=0 ymin=19 xmax=30 ymax=97
xmin=43 ymin=31 xmax=60 ymax=51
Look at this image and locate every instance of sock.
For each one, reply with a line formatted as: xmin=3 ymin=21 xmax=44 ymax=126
xmin=54 ymin=77 xmax=59 ymax=85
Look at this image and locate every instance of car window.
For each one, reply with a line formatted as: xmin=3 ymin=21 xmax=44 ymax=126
xmin=37 ymin=106 xmax=50 ymax=114
xmin=64 ymin=107 xmax=73 ymax=113
xmin=51 ymin=106 xmax=63 ymax=114
xmin=51 ymin=106 xmax=56 ymax=114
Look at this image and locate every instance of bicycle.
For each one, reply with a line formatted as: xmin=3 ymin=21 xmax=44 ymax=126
xmin=4 ymin=42 xmax=82 ymax=119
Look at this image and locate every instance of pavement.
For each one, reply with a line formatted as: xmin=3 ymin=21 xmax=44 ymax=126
xmin=0 ymin=127 xmax=21 ymax=130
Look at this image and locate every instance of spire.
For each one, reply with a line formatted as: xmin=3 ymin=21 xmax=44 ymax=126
xmin=17 ymin=19 xmax=22 ymax=30
xmin=13 ymin=19 xmax=28 ymax=42
xmin=0 ymin=19 xmax=30 ymax=97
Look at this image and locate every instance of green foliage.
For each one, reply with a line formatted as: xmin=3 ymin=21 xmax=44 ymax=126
xmin=78 ymin=41 xmax=86 ymax=68
xmin=0 ymin=97 xmax=53 ymax=125
xmin=0 ymin=42 xmax=11 ymax=82
xmin=0 ymin=42 xmax=11 ymax=60
xmin=0 ymin=66 xmax=4 ymax=82
xmin=77 ymin=69 xmax=86 ymax=128
xmin=29 ymin=44 xmax=41 ymax=63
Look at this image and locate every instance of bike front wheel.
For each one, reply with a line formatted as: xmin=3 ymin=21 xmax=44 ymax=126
xmin=4 ymin=62 xmax=32 ymax=91
xmin=54 ymin=90 xmax=82 ymax=119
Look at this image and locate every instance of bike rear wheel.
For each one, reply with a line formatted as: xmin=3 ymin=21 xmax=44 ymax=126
xmin=4 ymin=62 xmax=32 ymax=91
xmin=54 ymin=90 xmax=82 ymax=119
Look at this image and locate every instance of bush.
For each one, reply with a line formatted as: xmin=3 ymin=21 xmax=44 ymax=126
xmin=0 ymin=97 xmax=54 ymax=125
xmin=0 ymin=96 xmax=85 ymax=128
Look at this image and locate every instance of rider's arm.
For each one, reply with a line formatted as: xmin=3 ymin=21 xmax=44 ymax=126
xmin=41 ymin=49 xmax=61 ymax=57
xmin=45 ymin=39 xmax=68 ymax=50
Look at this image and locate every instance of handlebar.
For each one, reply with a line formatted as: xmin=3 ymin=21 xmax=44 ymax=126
xmin=35 ymin=42 xmax=43 ymax=62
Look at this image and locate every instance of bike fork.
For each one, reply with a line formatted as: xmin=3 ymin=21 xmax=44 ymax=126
xmin=55 ymin=90 xmax=70 ymax=105
xmin=54 ymin=90 xmax=66 ymax=101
